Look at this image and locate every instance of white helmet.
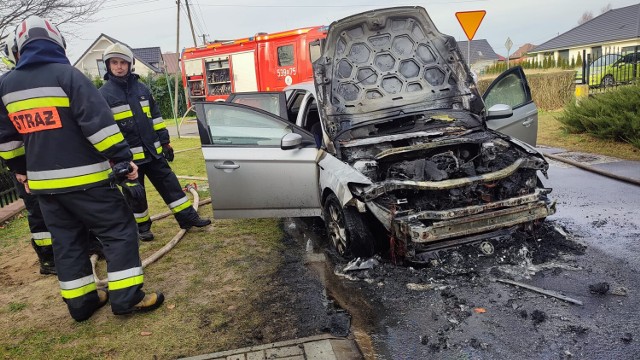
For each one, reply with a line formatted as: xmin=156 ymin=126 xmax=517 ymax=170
xmin=103 ymin=43 xmax=135 ymax=65
xmin=1 ymin=30 xmax=18 ymax=69
xmin=15 ymin=16 xmax=66 ymax=54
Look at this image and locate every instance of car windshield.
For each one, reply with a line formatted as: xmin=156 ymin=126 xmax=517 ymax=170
xmin=592 ymin=54 xmax=620 ymax=67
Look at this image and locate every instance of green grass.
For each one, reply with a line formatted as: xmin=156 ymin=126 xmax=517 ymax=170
xmin=0 ymin=136 xmax=288 ymax=360
xmin=538 ymin=110 xmax=640 ymax=160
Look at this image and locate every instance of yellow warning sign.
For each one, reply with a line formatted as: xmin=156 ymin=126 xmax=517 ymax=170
xmin=455 ymin=10 xmax=486 ymax=40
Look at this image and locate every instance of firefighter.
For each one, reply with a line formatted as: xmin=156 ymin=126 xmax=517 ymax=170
xmin=1 ymin=32 xmax=55 ymax=275
xmin=0 ymin=16 xmax=164 ymax=321
xmin=99 ymin=43 xmax=211 ymax=240
xmin=2 ymin=31 xmax=105 ymax=276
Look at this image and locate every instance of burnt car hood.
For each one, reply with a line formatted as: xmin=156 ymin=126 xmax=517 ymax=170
xmin=313 ymin=6 xmax=484 ymax=141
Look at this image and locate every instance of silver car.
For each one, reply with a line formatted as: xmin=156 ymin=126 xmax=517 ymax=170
xmin=195 ymin=6 xmax=554 ymax=261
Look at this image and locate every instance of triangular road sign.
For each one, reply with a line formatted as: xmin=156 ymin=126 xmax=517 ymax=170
xmin=455 ymin=10 xmax=486 ymax=40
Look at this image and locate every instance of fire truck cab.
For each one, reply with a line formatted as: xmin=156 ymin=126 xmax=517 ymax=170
xmin=181 ymin=26 xmax=327 ymax=106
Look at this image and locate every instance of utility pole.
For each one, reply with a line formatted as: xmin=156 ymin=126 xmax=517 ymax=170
xmin=173 ymin=0 xmax=181 ymax=138
xmin=184 ymin=0 xmax=198 ymax=47
xmin=201 ymin=34 xmax=208 ymax=45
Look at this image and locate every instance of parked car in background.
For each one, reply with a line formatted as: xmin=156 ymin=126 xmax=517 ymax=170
xmin=595 ymin=52 xmax=640 ymax=87
xmin=575 ymin=53 xmax=620 ymax=85
xmin=196 ymin=6 xmax=555 ymax=262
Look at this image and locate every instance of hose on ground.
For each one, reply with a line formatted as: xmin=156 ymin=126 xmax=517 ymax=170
xmin=91 ymin=184 xmax=213 ymax=287
xmin=544 ymin=152 xmax=640 ymax=186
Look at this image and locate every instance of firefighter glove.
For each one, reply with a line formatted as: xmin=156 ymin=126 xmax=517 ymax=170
xmin=112 ymin=161 xmax=133 ymax=182
xmin=162 ymin=144 xmax=174 ymax=162
xmin=120 ymin=180 xmax=145 ymax=201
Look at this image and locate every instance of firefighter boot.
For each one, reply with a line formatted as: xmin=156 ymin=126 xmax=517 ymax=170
xmin=137 ymin=222 xmax=154 ymax=241
xmin=179 ymin=216 xmax=211 ymax=230
xmin=31 ymin=239 xmax=56 ymax=275
xmin=74 ymin=289 xmax=109 ymax=322
xmin=115 ymin=292 xmax=165 ymax=315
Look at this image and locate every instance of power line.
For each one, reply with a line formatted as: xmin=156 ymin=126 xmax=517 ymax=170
xmin=195 ymin=0 xmax=486 ymax=8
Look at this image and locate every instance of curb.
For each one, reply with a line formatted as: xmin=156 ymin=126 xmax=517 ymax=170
xmin=0 ymin=199 xmax=24 ymax=223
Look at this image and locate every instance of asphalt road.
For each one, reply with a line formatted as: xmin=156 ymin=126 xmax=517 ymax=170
xmin=294 ymin=153 xmax=640 ymax=360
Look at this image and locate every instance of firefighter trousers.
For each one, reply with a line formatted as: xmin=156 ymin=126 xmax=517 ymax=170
xmin=12 ymin=176 xmax=54 ymax=265
xmin=125 ymin=156 xmax=200 ymax=230
xmin=38 ymin=185 xmax=145 ymax=320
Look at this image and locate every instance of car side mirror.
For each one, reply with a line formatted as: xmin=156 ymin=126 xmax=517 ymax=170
xmin=485 ymin=104 xmax=514 ymax=120
xmin=281 ymin=132 xmax=303 ymax=150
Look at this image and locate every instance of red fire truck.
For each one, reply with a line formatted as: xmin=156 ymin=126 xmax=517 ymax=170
xmin=180 ymin=26 xmax=327 ymax=105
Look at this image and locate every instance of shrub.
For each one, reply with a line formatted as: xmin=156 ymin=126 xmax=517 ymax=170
xmin=142 ymin=74 xmax=191 ymax=119
xmin=557 ymin=85 xmax=640 ymax=149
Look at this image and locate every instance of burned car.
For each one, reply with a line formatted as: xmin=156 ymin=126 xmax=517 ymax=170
xmin=195 ymin=6 xmax=555 ymax=261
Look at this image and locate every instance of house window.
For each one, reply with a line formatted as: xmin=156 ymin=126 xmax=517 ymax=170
xmin=277 ymin=45 xmax=294 ymax=66
xmin=591 ymin=46 xmax=602 ymax=60
xmin=558 ymin=50 xmax=569 ymax=61
xmin=96 ymin=59 xmax=107 ymax=78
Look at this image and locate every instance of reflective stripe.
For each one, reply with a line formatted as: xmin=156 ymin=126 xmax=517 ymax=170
xmin=6 ymin=97 xmax=70 ymax=113
xmin=108 ymin=266 xmax=144 ymax=291
xmin=0 ymin=141 xmax=25 ymax=160
xmin=141 ymin=105 xmax=151 ymax=118
xmin=27 ymin=161 xmax=112 ymax=190
xmin=140 ymin=100 xmax=150 ymax=107
xmin=32 ymin=232 xmax=53 ymax=246
xmin=59 ymin=275 xmax=96 ymax=300
xmin=154 ymin=141 xmax=162 ymax=154
xmin=111 ymin=105 xmax=133 ymax=121
xmin=134 ymin=209 xmax=150 ymax=223
xmin=87 ymin=124 xmax=125 ymax=152
xmin=2 ymin=87 xmax=67 ymax=104
xmin=169 ymin=196 xmax=192 ymax=214
xmin=153 ymin=117 xmax=167 ymax=131
xmin=131 ymin=146 xmax=145 ymax=161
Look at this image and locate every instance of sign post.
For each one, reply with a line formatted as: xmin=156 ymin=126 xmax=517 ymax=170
xmin=455 ymin=10 xmax=486 ymax=66
xmin=505 ymin=37 xmax=513 ymax=69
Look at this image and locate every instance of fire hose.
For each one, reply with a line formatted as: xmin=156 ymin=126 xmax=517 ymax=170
xmin=91 ymin=183 xmax=212 ymax=287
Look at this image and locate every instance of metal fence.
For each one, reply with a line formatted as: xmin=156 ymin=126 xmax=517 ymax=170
xmin=578 ymin=47 xmax=640 ymax=93
xmin=0 ymin=162 xmax=19 ymax=208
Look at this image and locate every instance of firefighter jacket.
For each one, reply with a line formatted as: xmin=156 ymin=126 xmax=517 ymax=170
xmin=0 ymin=62 xmax=133 ymax=194
xmin=99 ymin=73 xmax=169 ymax=165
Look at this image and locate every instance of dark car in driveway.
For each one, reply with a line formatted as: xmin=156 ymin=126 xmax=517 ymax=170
xmin=195 ymin=6 xmax=555 ymax=262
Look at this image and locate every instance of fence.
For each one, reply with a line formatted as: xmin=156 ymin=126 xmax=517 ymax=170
xmin=0 ymin=163 xmax=19 ymax=208
xmin=578 ymin=47 xmax=640 ymax=94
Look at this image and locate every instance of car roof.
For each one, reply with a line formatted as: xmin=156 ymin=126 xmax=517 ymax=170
xmin=284 ymin=81 xmax=316 ymax=95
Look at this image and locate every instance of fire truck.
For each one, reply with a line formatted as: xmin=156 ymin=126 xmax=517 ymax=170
xmin=180 ymin=26 xmax=327 ymax=105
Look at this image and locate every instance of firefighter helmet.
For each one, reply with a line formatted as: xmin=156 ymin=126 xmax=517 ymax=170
xmin=1 ymin=30 xmax=18 ymax=69
xmin=15 ymin=16 xmax=66 ymax=54
xmin=103 ymin=43 xmax=135 ymax=65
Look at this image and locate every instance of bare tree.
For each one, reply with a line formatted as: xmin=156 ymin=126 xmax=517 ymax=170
xmin=600 ymin=3 xmax=613 ymax=14
xmin=578 ymin=11 xmax=594 ymax=25
xmin=0 ymin=0 xmax=105 ymax=41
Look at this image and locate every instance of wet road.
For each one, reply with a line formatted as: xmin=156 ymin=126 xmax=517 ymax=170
xmin=292 ymin=156 xmax=640 ymax=359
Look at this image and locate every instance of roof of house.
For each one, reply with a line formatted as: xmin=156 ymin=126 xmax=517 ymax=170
xmin=510 ymin=43 xmax=536 ymax=59
xmin=73 ymin=33 xmax=162 ymax=73
xmin=532 ymin=3 xmax=640 ymax=53
xmin=456 ymin=39 xmax=500 ymax=64
xmin=161 ymin=52 xmax=180 ymax=74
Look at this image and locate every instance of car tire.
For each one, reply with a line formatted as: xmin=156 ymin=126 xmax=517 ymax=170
xmin=324 ymin=193 xmax=375 ymax=259
xmin=601 ymin=75 xmax=615 ymax=87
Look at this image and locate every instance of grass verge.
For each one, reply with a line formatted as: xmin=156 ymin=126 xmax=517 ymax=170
xmin=538 ymin=110 xmax=640 ymax=161
xmin=0 ymin=137 xmax=287 ymax=359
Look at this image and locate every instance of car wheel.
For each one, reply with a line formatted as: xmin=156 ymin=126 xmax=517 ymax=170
xmin=601 ymin=74 xmax=615 ymax=87
xmin=324 ymin=193 xmax=375 ymax=259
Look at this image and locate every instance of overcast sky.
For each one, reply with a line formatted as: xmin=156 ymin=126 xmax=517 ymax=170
xmin=62 ymin=0 xmax=640 ymax=63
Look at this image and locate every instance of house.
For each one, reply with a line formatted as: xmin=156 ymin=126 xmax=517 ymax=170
xmin=529 ymin=3 xmax=640 ymax=64
xmin=509 ymin=43 xmax=536 ymax=63
xmin=161 ymin=52 xmax=180 ymax=75
xmin=73 ymin=34 xmax=165 ymax=79
xmin=456 ymin=39 xmax=500 ymax=74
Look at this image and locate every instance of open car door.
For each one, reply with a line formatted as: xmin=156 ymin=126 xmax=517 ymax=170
xmin=226 ymin=92 xmax=288 ymax=118
xmin=195 ymin=101 xmax=321 ymax=219
xmin=483 ymin=66 xmax=538 ymax=146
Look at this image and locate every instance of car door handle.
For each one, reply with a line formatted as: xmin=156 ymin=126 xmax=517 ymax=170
xmin=522 ymin=118 xmax=534 ymax=127
xmin=214 ymin=162 xmax=240 ymax=170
